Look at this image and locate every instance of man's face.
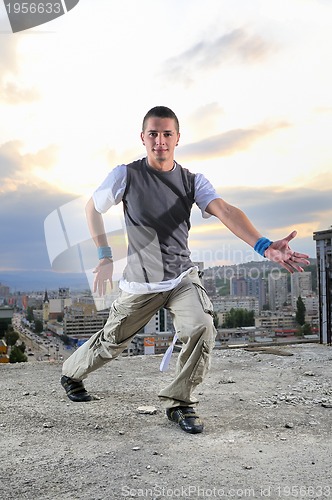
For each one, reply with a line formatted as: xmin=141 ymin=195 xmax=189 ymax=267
xmin=141 ymin=117 xmax=180 ymax=170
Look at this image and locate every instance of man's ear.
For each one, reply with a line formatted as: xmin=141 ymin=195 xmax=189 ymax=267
xmin=176 ymin=132 xmax=180 ymax=146
xmin=140 ymin=132 xmax=145 ymax=145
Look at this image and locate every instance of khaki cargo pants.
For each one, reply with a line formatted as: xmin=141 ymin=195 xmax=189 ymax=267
xmin=62 ymin=268 xmax=216 ymax=408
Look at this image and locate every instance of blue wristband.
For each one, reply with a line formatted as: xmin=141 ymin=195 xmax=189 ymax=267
xmin=254 ymin=237 xmax=272 ymax=257
xmin=98 ymin=246 xmax=113 ymax=259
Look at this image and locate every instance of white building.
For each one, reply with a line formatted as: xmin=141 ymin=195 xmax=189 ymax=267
xmin=63 ymin=305 xmax=109 ymax=338
xmin=268 ymin=273 xmax=288 ymax=311
xmin=303 ymin=294 xmax=319 ymax=317
xmin=143 ymin=308 xmax=170 ymax=334
xmin=255 ymin=313 xmax=296 ymax=330
xmin=212 ymin=296 xmax=259 ymax=315
xmin=291 ymin=271 xmax=312 ymax=309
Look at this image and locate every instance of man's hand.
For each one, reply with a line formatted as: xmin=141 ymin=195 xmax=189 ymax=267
xmin=264 ymin=230 xmax=310 ymax=273
xmin=93 ymin=258 xmax=113 ymax=296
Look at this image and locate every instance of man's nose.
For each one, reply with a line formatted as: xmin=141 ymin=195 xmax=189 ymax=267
xmin=156 ymin=133 xmax=165 ymax=145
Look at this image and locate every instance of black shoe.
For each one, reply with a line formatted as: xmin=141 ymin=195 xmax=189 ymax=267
xmin=61 ymin=375 xmax=93 ymax=402
xmin=166 ymin=406 xmax=204 ymax=434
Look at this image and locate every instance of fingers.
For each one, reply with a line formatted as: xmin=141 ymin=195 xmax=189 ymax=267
xmin=265 ymin=233 xmax=310 ymax=274
xmin=279 ymin=259 xmax=304 ymax=274
xmin=283 ymin=250 xmax=309 ymax=273
xmin=267 ymin=247 xmax=309 ymax=274
xmin=93 ymin=275 xmax=113 ymax=296
xmin=292 ymin=251 xmax=310 ymax=261
xmin=92 ymin=260 xmax=113 ymax=296
xmin=284 ymin=230 xmax=297 ymax=243
xmin=94 ymin=277 xmax=108 ymax=296
xmin=289 ymin=262 xmax=305 ymax=273
xmin=279 ymin=261 xmax=294 ymax=273
xmin=289 ymin=252 xmax=310 ymax=267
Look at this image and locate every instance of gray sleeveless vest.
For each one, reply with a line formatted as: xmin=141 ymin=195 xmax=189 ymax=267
xmin=122 ymin=158 xmax=195 ymax=282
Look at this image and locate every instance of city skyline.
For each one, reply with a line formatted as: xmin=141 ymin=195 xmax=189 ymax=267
xmin=1 ymin=0 xmax=332 ymax=285
xmin=0 ymin=257 xmax=318 ymax=294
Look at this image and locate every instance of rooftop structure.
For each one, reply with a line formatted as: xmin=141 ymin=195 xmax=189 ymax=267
xmin=313 ymin=227 xmax=332 ymax=344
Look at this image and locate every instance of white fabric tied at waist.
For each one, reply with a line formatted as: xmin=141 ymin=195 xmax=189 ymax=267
xmin=119 ymin=266 xmax=198 ymax=295
xmin=160 ymin=334 xmax=179 ymax=372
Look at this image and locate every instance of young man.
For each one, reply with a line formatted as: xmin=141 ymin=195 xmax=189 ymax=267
xmin=61 ymin=106 xmax=309 ymax=434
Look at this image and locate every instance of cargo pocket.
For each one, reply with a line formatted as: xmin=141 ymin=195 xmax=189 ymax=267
xmin=189 ymin=340 xmax=211 ymax=385
xmin=193 ymin=282 xmax=214 ymax=315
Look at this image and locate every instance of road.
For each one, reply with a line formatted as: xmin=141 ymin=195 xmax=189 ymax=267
xmin=12 ymin=312 xmax=74 ymax=363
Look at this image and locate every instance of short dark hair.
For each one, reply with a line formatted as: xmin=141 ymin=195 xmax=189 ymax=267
xmin=142 ymin=106 xmax=180 ymax=133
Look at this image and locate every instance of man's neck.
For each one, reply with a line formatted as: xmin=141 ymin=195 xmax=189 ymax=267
xmin=146 ymin=156 xmax=175 ymax=172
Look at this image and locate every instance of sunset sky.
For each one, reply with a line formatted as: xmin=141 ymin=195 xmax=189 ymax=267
xmin=0 ymin=0 xmax=331 ymax=284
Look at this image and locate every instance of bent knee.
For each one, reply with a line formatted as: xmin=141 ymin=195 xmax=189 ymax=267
xmin=189 ymin=339 xmax=212 ymax=384
xmin=179 ymin=315 xmax=216 ymax=345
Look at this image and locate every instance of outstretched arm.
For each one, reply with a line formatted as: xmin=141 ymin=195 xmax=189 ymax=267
xmin=85 ymin=197 xmax=113 ymax=295
xmin=205 ymin=198 xmax=310 ymax=273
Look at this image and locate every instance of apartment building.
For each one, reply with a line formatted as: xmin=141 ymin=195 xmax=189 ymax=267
xmin=268 ymin=272 xmax=288 ymax=311
xmin=63 ymin=305 xmax=109 ymax=339
xmin=290 ymin=271 xmax=312 ymax=310
xmin=313 ymin=228 xmax=332 ymax=343
xmin=212 ymin=296 xmax=259 ymax=315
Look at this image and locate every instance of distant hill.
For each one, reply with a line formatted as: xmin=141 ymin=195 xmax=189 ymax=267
xmin=0 ymin=270 xmax=89 ymax=293
xmin=204 ymin=258 xmax=316 ymax=275
xmin=204 ymin=258 xmax=318 ymax=292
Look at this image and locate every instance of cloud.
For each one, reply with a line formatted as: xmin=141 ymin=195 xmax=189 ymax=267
xmin=0 ymin=36 xmax=39 ymax=104
xmin=188 ymin=182 xmax=332 ymax=262
xmin=205 ymin=184 xmax=332 ymax=233
xmin=160 ymin=28 xmax=276 ymax=85
xmin=186 ymin=102 xmax=224 ymax=136
xmin=314 ymin=106 xmax=332 ymax=115
xmin=1 ymin=81 xmax=40 ymax=104
xmin=0 ymin=141 xmax=58 ymax=193
xmin=0 ymin=140 xmax=66 ymax=270
xmin=0 ymin=35 xmax=19 ymax=74
xmin=177 ymin=121 xmax=289 ymax=161
xmin=0 ymin=140 xmax=22 ymax=181
xmin=0 ymin=185 xmax=75 ymax=271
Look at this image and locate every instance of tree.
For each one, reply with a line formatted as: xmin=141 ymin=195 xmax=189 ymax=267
xmin=222 ymin=308 xmax=255 ymax=328
xmin=301 ymin=323 xmax=312 ymax=336
xmin=295 ymin=296 xmax=306 ymax=326
xmin=60 ymin=333 xmax=71 ymax=346
xmin=5 ymin=328 xmax=19 ymax=347
xmin=34 ymin=320 xmax=43 ymax=334
xmin=26 ymin=306 xmax=34 ymax=323
xmin=9 ymin=345 xmax=27 ymax=363
xmin=17 ymin=341 xmax=26 ymax=353
xmin=215 ymin=277 xmax=230 ymax=296
xmin=0 ymin=321 xmax=9 ymax=338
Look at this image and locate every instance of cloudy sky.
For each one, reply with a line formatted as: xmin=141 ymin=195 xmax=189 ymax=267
xmin=0 ymin=0 xmax=331 ymax=285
